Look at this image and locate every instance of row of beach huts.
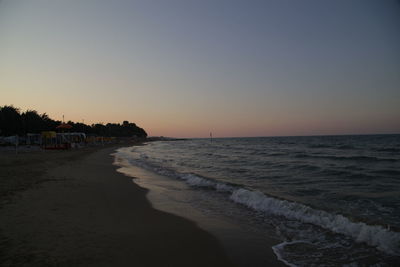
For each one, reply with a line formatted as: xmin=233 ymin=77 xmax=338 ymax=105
xmin=0 ymin=131 xmax=119 ymax=151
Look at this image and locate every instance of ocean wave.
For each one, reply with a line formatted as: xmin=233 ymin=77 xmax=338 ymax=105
xmin=289 ymin=164 xmax=320 ymax=171
xmin=308 ymin=144 xmax=332 ymax=148
xmin=307 ymin=144 xmax=355 ymax=150
xmin=115 ymin=148 xmax=238 ymax=193
xmin=230 ymin=188 xmax=400 ymax=255
xmin=373 ymin=148 xmax=400 ymax=153
xmin=179 ymin=173 xmax=215 ymax=187
xmin=268 ymin=152 xmax=287 ymax=156
xmin=370 ymin=169 xmax=400 ymax=176
xmin=114 ymin=148 xmax=400 ymax=256
xmin=337 ymin=145 xmax=356 ymax=150
xmin=294 ymin=154 xmax=397 ymax=162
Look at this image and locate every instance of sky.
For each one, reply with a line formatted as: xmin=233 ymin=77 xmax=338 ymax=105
xmin=1 ymin=0 xmax=399 ymax=138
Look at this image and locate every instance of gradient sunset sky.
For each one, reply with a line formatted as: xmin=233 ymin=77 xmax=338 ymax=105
xmin=1 ymin=0 xmax=399 ymax=138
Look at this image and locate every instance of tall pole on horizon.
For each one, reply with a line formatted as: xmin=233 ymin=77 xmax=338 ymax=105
xmin=210 ymin=132 xmax=212 ymax=143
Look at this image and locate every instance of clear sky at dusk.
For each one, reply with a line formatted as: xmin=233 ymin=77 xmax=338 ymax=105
xmin=1 ymin=0 xmax=399 ymax=137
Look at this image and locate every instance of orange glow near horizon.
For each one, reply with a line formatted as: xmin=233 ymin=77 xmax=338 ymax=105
xmin=1 ymin=98 xmax=398 ymax=138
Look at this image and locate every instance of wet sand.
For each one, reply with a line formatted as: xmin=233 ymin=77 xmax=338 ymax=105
xmin=0 ymin=145 xmax=232 ymax=266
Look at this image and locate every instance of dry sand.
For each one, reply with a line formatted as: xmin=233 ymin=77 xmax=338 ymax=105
xmin=0 ymin=145 xmax=232 ymax=266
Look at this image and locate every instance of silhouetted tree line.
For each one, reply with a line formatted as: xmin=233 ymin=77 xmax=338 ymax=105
xmin=0 ymin=105 xmax=147 ymax=138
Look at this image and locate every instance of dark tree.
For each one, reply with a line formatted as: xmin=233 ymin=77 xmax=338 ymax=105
xmin=41 ymin=113 xmax=60 ymax=131
xmin=0 ymin=105 xmax=23 ymax=135
xmin=22 ymin=110 xmax=46 ymax=133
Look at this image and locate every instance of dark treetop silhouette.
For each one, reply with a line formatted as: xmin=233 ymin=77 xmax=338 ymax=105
xmin=0 ymin=105 xmax=147 ymax=138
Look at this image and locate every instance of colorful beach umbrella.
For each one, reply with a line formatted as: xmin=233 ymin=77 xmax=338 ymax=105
xmin=56 ymin=123 xmax=73 ymax=129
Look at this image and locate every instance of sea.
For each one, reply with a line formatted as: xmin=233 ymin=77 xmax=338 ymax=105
xmin=113 ymin=135 xmax=400 ymax=266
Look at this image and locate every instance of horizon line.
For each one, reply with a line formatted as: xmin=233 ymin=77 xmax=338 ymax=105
xmin=152 ymin=132 xmax=400 ymax=139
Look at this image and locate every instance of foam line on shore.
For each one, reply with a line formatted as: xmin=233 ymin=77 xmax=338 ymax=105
xmin=272 ymin=241 xmax=305 ymax=267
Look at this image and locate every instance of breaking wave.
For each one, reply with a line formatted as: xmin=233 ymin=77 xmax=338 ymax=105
xmin=230 ymin=188 xmax=400 ymax=255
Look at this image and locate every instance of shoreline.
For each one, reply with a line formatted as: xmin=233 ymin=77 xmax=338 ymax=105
xmin=0 ymin=145 xmax=232 ymax=266
xmin=115 ymin=138 xmax=400 ymax=266
xmin=114 ymin=145 xmax=286 ymax=267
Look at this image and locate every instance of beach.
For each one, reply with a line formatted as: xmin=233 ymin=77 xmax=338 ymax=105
xmin=0 ymin=145 xmax=232 ymax=266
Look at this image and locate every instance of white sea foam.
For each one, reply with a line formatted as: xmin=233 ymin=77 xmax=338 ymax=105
xmin=178 ymin=173 xmax=236 ymax=194
xmin=179 ymin=173 xmax=215 ymax=187
xmin=230 ymin=188 xmax=400 ymax=255
xmin=272 ymin=241 xmax=305 ymax=267
xmin=215 ymin=183 xmax=235 ymax=193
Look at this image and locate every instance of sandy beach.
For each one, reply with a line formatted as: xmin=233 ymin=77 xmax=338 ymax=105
xmin=0 ymin=145 xmax=232 ymax=266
